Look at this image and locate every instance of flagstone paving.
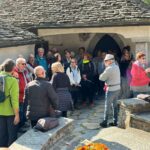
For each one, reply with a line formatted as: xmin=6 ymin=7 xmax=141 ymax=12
xmin=50 ymin=97 xmax=150 ymax=150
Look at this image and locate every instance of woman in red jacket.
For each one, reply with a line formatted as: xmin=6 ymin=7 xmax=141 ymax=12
xmin=130 ymin=52 xmax=150 ymax=97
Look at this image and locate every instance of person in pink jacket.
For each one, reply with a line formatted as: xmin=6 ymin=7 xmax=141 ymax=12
xmin=130 ymin=52 xmax=150 ymax=97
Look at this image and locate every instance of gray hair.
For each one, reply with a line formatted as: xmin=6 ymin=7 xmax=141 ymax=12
xmin=34 ymin=66 xmax=45 ymax=77
xmin=1 ymin=58 xmax=15 ymax=72
xmin=38 ymin=47 xmax=44 ymax=52
xmin=16 ymin=57 xmax=26 ymax=65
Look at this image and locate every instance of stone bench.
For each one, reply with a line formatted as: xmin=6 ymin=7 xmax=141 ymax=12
xmin=118 ymin=98 xmax=150 ymax=130
xmin=9 ymin=117 xmax=74 ymax=150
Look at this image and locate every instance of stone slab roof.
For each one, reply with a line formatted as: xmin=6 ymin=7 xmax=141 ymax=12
xmin=0 ymin=20 xmax=40 ymax=48
xmin=0 ymin=0 xmax=150 ymax=28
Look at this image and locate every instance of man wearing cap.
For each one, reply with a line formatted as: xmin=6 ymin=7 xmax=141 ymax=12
xmin=99 ymin=54 xmax=121 ymax=127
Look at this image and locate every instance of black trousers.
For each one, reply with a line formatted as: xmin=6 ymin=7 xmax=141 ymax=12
xmin=31 ymin=120 xmax=38 ymax=128
xmin=70 ymin=86 xmax=80 ymax=106
xmin=0 ymin=116 xmax=18 ymax=147
xmin=81 ymin=80 xmax=95 ymax=103
xmin=62 ymin=111 xmax=67 ymax=117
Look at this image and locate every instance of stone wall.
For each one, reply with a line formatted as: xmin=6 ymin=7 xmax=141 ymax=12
xmin=10 ymin=118 xmax=74 ymax=150
xmin=38 ymin=25 xmax=150 ymax=61
xmin=42 ymin=33 xmax=131 ymax=55
xmin=118 ymin=98 xmax=150 ymax=129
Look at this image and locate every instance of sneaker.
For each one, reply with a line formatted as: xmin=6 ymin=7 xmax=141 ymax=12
xmin=109 ymin=122 xmax=118 ymax=126
xmin=100 ymin=120 xmax=108 ymax=128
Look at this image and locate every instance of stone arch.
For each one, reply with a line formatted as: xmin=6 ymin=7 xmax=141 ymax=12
xmin=88 ymin=33 xmax=125 ymax=57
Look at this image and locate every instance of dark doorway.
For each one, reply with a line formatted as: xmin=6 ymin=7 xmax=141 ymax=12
xmin=34 ymin=40 xmax=49 ymax=56
xmin=93 ymin=34 xmax=122 ymax=61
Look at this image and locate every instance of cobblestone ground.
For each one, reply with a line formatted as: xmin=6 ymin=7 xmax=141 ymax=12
xmin=50 ymin=97 xmax=150 ymax=150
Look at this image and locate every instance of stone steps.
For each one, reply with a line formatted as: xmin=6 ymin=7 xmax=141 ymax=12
xmin=9 ymin=118 xmax=74 ymax=150
xmin=130 ymin=112 xmax=150 ymax=132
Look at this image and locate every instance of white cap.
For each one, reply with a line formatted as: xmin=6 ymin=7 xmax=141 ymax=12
xmin=104 ymin=54 xmax=114 ymax=61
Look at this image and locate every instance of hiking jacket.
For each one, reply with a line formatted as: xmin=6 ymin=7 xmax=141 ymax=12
xmin=99 ymin=63 xmax=121 ymax=91
xmin=130 ymin=62 xmax=150 ymax=86
xmin=25 ymin=77 xmax=58 ymax=120
xmin=14 ymin=67 xmax=31 ymax=103
xmin=0 ymin=71 xmax=19 ymax=116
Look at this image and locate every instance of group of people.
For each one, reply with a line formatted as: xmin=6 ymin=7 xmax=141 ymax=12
xmin=1 ymin=45 xmax=150 ymax=147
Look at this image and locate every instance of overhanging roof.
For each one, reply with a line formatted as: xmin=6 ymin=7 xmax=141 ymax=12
xmin=0 ymin=0 xmax=149 ymax=29
xmin=0 ymin=20 xmax=41 ymax=48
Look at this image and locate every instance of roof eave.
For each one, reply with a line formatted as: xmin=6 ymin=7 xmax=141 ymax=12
xmin=27 ymin=21 xmax=150 ymax=30
xmin=0 ymin=39 xmax=41 ymax=48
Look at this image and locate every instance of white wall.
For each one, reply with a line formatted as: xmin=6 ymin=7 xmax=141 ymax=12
xmin=42 ymin=33 xmax=132 ymax=57
xmin=38 ymin=26 xmax=150 ymax=39
xmin=39 ymin=26 xmax=150 ymax=61
xmin=43 ymin=33 xmax=95 ymax=53
xmin=0 ymin=44 xmax=35 ymax=64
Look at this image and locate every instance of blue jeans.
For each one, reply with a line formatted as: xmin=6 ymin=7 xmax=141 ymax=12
xmin=103 ymin=90 xmax=120 ymax=124
xmin=0 ymin=116 xmax=18 ymax=147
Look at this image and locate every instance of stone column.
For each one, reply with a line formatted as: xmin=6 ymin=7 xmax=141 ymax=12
xmin=118 ymin=104 xmax=131 ymax=129
xmin=132 ymin=38 xmax=150 ymax=63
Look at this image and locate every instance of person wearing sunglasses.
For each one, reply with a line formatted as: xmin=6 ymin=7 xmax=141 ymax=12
xmin=13 ymin=58 xmax=32 ymax=130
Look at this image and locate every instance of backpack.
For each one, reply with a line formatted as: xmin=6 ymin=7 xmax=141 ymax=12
xmin=69 ymin=66 xmax=80 ymax=73
xmin=34 ymin=117 xmax=59 ymax=132
xmin=0 ymin=75 xmax=9 ymax=103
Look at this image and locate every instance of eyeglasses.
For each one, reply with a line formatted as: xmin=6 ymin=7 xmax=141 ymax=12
xmin=21 ymin=63 xmax=26 ymax=66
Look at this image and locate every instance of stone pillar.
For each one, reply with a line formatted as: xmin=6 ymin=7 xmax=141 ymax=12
xmin=118 ymin=105 xmax=131 ymax=129
xmin=132 ymin=38 xmax=150 ymax=63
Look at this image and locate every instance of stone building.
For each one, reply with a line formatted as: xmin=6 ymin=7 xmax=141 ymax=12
xmin=0 ymin=19 xmax=40 ymax=63
xmin=0 ymin=0 xmax=150 ymax=61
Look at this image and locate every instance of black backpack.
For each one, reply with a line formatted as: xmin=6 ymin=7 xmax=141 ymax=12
xmin=0 ymin=75 xmax=10 ymax=103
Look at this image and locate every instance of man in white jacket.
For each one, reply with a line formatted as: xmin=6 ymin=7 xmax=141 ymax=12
xmin=99 ymin=54 xmax=121 ymax=127
xmin=66 ymin=58 xmax=81 ymax=109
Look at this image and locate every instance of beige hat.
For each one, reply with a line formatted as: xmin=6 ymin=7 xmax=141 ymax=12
xmin=104 ymin=54 xmax=114 ymax=61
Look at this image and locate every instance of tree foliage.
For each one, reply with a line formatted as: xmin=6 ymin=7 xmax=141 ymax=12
xmin=143 ymin=0 xmax=150 ymax=4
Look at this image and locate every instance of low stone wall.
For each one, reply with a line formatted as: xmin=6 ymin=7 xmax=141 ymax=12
xmin=118 ymin=98 xmax=150 ymax=129
xmin=130 ymin=112 xmax=150 ymax=132
xmin=9 ymin=117 xmax=74 ymax=150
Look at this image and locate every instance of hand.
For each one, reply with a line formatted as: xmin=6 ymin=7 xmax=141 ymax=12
xmin=82 ymin=74 xmax=87 ymax=80
xmin=14 ymin=114 xmax=20 ymax=125
xmin=145 ymin=68 xmax=150 ymax=73
xmin=77 ymin=84 xmax=81 ymax=87
xmin=12 ymin=71 xmax=19 ymax=79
